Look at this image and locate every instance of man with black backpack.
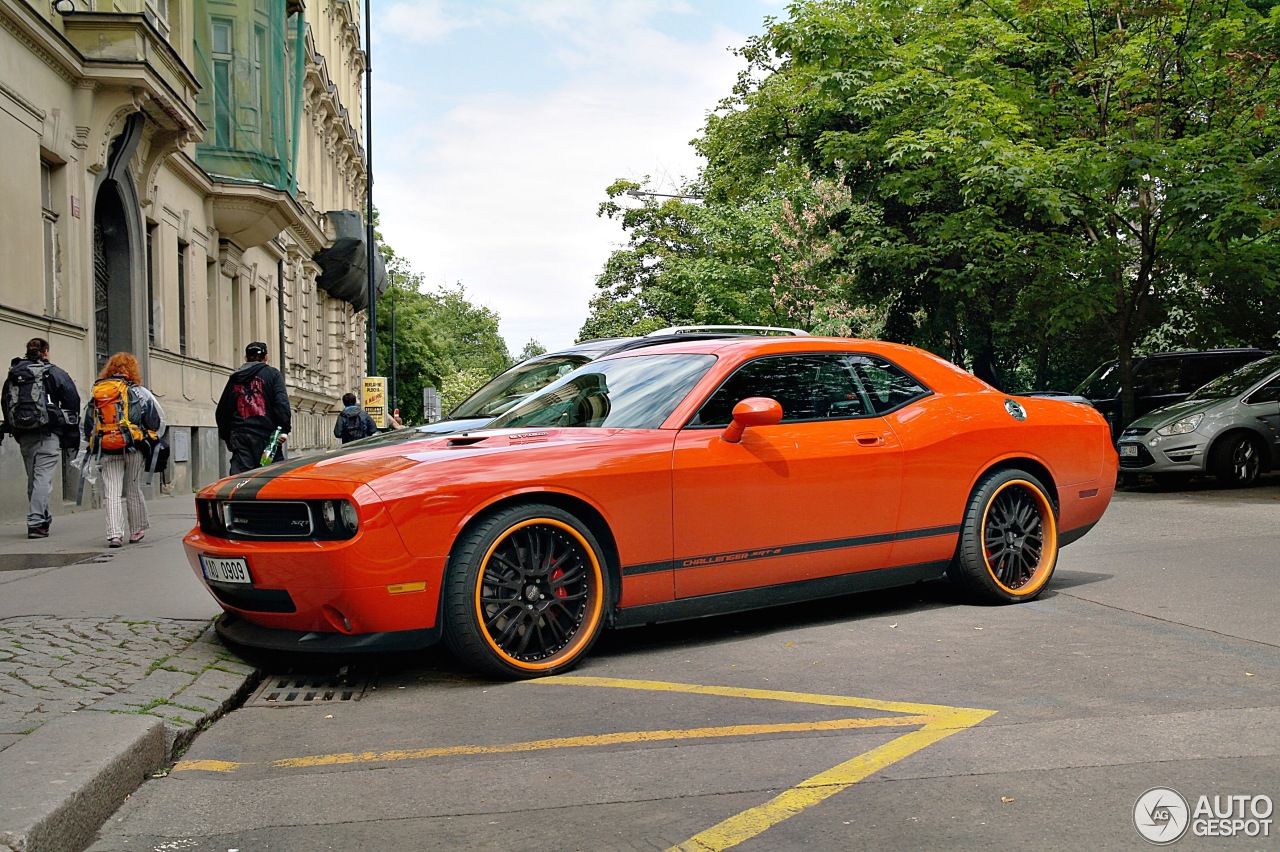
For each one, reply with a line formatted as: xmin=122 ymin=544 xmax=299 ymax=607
xmin=1 ymin=337 xmax=81 ymax=538
xmin=216 ymin=341 xmax=291 ymax=474
xmin=334 ymin=392 xmax=378 ymax=444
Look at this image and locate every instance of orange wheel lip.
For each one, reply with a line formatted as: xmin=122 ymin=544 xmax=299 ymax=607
xmin=980 ymin=479 xmax=1057 ymax=597
xmin=473 ymin=517 xmax=604 ymax=672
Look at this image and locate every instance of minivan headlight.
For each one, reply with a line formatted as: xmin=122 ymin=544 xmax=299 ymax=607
xmin=1156 ymin=413 xmax=1204 ymax=436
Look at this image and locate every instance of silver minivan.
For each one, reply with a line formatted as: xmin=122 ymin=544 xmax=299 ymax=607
xmin=1116 ymin=354 xmax=1280 ymax=486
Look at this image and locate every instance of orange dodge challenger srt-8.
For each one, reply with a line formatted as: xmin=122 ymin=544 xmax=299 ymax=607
xmin=185 ymin=336 xmax=1117 ymax=679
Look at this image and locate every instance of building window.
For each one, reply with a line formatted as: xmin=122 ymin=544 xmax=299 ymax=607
xmin=178 ymin=241 xmax=189 ymax=355
xmin=212 ymin=19 xmax=234 ymax=148
xmin=144 ymin=0 xmax=170 ymax=38
xmin=146 ymin=223 xmax=157 ymax=345
xmin=41 ymin=162 xmax=60 ymax=317
xmin=246 ymin=25 xmax=265 ymax=144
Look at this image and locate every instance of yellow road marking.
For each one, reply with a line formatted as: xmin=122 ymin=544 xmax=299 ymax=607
xmin=534 ymin=676 xmax=996 ymax=851
xmin=670 ymin=708 xmax=994 ymax=851
xmin=173 ymin=715 xmax=933 ymax=773
xmin=172 ymin=675 xmax=996 ymax=851
xmin=539 ymin=674 xmax=990 ymax=715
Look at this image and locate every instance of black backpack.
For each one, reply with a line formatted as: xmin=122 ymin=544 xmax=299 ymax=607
xmin=4 ymin=361 xmax=51 ymax=433
xmin=337 ymin=409 xmax=367 ymax=442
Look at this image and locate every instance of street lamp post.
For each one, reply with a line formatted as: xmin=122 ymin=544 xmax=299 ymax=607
xmin=364 ymin=0 xmax=376 ymax=377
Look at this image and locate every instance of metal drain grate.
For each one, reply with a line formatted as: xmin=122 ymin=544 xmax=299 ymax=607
xmin=246 ymin=673 xmax=369 ymax=706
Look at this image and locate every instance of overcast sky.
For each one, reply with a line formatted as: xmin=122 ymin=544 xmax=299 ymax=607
xmin=370 ymin=0 xmax=782 ymax=354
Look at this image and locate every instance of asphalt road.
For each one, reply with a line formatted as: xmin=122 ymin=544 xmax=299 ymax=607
xmin=89 ymin=475 xmax=1280 ymax=851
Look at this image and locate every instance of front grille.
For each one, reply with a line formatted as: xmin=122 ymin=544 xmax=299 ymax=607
xmin=223 ymin=501 xmax=312 ymax=538
xmin=1119 ymin=443 xmax=1156 ymax=468
xmin=196 ymin=498 xmax=359 ymax=541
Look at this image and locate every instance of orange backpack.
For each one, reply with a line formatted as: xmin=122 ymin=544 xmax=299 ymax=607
xmin=91 ymin=378 xmax=145 ymax=451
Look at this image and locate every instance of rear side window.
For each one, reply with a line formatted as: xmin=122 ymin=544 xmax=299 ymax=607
xmin=1183 ymin=356 xmax=1232 ymax=393
xmin=1136 ymin=359 xmax=1181 ymax=395
xmin=849 ymin=355 xmax=929 ymax=414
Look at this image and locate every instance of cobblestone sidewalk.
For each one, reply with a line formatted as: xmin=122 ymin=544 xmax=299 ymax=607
xmin=0 ymin=616 xmax=255 ymax=754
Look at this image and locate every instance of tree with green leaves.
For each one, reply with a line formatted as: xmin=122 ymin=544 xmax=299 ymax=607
xmin=374 ymin=241 xmax=511 ymax=424
xmin=693 ymin=0 xmax=1280 ymax=413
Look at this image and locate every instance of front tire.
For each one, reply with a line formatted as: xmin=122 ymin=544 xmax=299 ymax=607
xmin=949 ymin=469 xmax=1059 ymax=603
xmin=1210 ymin=433 xmax=1262 ymax=488
xmin=443 ymin=504 xmax=609 ymax=679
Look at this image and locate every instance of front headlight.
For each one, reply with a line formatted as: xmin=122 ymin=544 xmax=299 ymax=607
xmin=338 ymin=500 xmax=359 ymax=535
xmin=312 ymin=499 xmax=358 ymax=539
xmin=1156 ymin=413 xmax=1204 ymax=436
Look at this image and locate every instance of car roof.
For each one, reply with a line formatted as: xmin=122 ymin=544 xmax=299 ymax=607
xmin=592 ymin=335 xmax=990 ymax=395
xmin=1140 ymin=347 xmax=1272 ymax=359
xmin=540 ymin=327 xmax=811 ymax=362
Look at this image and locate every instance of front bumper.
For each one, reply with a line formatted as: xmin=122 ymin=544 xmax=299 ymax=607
xmin=183 ymin=499 xmax=449 ymax=642
xmin=1116 ymin=428 xmax=1210 ymax=472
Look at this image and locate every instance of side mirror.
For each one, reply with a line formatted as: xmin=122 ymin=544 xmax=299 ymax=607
xmin=721 ymin=397 xmax=783 ymax=443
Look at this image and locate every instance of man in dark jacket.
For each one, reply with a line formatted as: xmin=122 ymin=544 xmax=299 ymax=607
xmin=334 ymin=392 xmax=378 ymax=444
xmin=1 ymin=337 xmax=81 ymax=537
xmin=216 ymin=341 xmax=292 ymax=474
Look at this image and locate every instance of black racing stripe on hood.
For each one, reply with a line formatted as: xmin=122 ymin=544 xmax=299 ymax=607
xmin=217 ymin=431 xmax=443 ymax=499
xmin=223 ymin=451 xmax=331 ymax=498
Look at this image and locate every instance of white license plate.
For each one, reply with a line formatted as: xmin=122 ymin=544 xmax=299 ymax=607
xmin=200 ymin=555 xmax=252 ymax=584
xmin=1119 ymin=444 xmax=1139 ymax=457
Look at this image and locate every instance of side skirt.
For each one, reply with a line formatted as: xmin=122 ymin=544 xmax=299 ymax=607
xmin=612 ymin=560 xmax=951 ymax=629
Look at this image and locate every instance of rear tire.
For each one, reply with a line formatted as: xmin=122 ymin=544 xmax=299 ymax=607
xmin=443 ymin=504 xmax=610 ymax=679
xmin=1210 ymin=433 xmax=1262 ymax=488
xmin=949 ymin=469 xmax=1059 ymax=604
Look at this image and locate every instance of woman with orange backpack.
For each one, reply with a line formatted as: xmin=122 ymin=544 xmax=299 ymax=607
xmin=82 ymin=352 xmax=165 ymax=548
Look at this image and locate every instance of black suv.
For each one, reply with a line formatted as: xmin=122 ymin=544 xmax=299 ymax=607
xmin=1075 ymin=348 xmax=1272 ymax=436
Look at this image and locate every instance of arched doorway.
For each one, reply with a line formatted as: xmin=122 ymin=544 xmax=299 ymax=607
xmin=91 ymin=113 xmax=147 ymax=373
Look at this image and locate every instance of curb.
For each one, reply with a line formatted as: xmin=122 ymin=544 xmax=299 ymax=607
xmin=0 ymin=626 xmax=258 ymax=852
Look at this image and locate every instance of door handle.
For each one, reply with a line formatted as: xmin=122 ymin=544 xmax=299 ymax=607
xmin=855 ymin=433 xmax=885 ymax=447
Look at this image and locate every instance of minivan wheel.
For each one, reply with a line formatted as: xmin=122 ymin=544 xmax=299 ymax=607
xmin=1210 ymin=433 xmax=1262 ymax=488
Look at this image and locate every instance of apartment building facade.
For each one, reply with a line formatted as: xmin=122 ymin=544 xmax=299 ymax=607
xmin=0 ymin=0 xmax=382 ymax=522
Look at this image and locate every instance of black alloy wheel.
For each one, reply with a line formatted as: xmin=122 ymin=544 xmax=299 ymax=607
xmin=949 ymin=469 xmax=1059 ymax=603
xmin=443 ymin=503 xmax=609 ymax=679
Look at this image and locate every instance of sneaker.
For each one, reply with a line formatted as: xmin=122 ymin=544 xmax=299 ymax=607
xmin=128 ymin=531 xmax=145 ymax=544
xmin=27 ymin=525 xmax=49 ymax=539
xmin=108 ymin=537 xmax=123 ymax=548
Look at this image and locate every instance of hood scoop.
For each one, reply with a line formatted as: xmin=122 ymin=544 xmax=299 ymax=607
xmin=446 ymin=435 xmax=490 ymax=448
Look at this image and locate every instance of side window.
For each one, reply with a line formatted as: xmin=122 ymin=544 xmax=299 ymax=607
xmin=1245 ymin=376 xmax=1280 ymax=405
xmin=693 ymin=354 xmax=869 ymax=427
xmin=1136 ymin=359 xmax=1181 ymax=396
xmin=1183 ymin=356 xmax=1227 ymax=393
xmin=849 ymin=355 xmax=930 ymax=414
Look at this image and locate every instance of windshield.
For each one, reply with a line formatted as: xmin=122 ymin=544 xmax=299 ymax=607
xmin=449 ymin=354 xmax=592 ymax=419
xmin=489 ymin=354 xmax=716 ymax=430
xmin=1074 ymin=360 xmax=1119 ymax=399
xmin=1187 ymin=355 xmax=1280 ymax=401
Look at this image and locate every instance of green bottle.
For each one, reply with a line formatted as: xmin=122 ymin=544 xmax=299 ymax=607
xmin=259 ymin=427 xmax=282 ymax=466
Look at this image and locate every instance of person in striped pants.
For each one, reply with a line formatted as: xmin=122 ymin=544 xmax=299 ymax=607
xmin=85 ymin=353 xmax=165 ymax=548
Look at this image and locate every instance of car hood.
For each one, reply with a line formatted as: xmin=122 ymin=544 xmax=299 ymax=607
xmin=1128 ymin=397 xmax=1223 ymax=429
xmin=201 ymin=427 xmax=628 ymax=495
